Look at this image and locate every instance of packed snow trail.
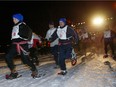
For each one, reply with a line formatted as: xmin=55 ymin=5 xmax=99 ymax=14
xmin=0 ymin=53 xmax=115 ymax=87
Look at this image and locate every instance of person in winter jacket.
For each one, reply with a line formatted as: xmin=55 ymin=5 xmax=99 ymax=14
xmin=5 ymin=13 xmax=38 ymax=79
xmin=101 ymin=25 xmax=116 ymax=59
xmin=45 ymin=21 xmax=59 ymax=68
xmin=51 ymin=18 xmax=79 ymax=75
xmin=28 ymin=32 xmax=42 ymax=65
xmin=80 ymin=29 xmax=91 ymax=56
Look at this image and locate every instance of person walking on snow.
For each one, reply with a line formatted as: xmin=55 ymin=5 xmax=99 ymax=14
xmin=45 ymin=21 xmax=59 ymax=68
xmin=51 ymin=18 xmax=79 ymax=75
xmin=5 ymin=13 xmax=38 ymax=79
xmin=80 ymin=29 xmax=91 ymax=56
xmin=28 ymin=32 xmax=42 ymax=65
xmin=101 ymin=25 xmax=116 ymax=59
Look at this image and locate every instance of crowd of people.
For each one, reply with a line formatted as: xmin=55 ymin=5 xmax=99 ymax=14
xmin=5 ymin=13 xmax=116 ymax=79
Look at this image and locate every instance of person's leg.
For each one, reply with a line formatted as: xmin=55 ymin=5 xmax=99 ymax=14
xmin=5 ymin=45 xmax=17 ymax=73
xmin=29 ymin=48 xmax=35 ymax=64
xmin=66 ymin=44 xmax=77 ymax=66
xmin=57 ymin=45 xmax=67 ymax=75
xmin=109 ymin=40 xmax=115 ymax=57
xmin=58 ymin=45 xmax=66 ymax=70
xmin=5 ymin=45 xmax=19 ymax=79
xmin=29 ymin=48 xmax=39 ymax=65
xmin=52 ymin=46 xmax=59 ymax=66
xmin=21 ymin=53 xmax=37 ymax=70
xmin=34 ymin=48 xmax=39 ymax=65
xmin=20 ymin=44 xmax=38 ymax=77
xmin=66 ymin=44 xmax=72 ymax=59
xmin=104 ymin=40 xmax=108 ymax=56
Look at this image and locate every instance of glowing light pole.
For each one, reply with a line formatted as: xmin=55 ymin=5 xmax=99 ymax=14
xmin=92 ymin=17 xmax=104 ymax=26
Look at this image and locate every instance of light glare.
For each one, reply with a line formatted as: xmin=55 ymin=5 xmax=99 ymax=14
xmin=93 ymin=17 xmax=104 ymax=25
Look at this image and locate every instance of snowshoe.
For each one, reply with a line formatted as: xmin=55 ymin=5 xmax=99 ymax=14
xmin=5 ymin=72 xmax=21 ymax=80
xmin=31 ymin=70 xmax=38 ymax=78
xmin=58 ymin=70 xmax=67 ymax=75
xmin=103 ymin=54 xmax=108 ymax=58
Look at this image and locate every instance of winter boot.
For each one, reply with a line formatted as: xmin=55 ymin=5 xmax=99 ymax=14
xmin=31 ymin=70 xmax=38 ymax=78
xmin=6 ymin=72 xmax=19 ymax=79
xmin=58 ymin=70 xmax=67 ymax=75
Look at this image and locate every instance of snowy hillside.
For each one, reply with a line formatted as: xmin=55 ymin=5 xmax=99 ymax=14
xmin=0 ymin=53 xmax=116 ymax=87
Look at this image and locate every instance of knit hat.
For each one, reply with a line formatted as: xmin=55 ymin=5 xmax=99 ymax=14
xmin=59 ymin=18 xmax=66 ymax=24
xmin=49 ymin=21 xmax=54 ymax=25
xmin=12 ymin=13 xmax=23 ymax=21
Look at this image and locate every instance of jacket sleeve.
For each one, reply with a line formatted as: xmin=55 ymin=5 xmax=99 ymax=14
xmin=45 ymin=30 xmax=49 ymax=40
xmin=50 ymin=29 xmax=58 ymax=43
xmin=68 ymin=26 xmax=79 ymax=44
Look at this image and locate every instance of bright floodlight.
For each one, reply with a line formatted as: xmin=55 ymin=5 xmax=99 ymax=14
xmin=93 ymin=17 xmax=104 ymax=26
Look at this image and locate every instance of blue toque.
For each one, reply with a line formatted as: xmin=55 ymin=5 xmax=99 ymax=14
xmin=12 ymin=13 xmax=23 ymax=21
xmin=59 ymin=18 xmax=66 ymax=24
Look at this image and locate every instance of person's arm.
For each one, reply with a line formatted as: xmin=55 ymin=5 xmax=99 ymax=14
xmin=68 ymin=26 xmax=79 ymax=44
xmin=50 ymin=29 xmax=58 ymax=42
xmin=45 ymin=30 xmax=50 ymax=41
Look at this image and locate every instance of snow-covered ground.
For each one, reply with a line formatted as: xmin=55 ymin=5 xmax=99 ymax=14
xmin=0 ymin=53 xmax=116 ymax=87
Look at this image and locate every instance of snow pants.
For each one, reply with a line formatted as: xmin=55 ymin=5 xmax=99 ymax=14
xmin=5 ymin=44 xmax=37 ymax=71
xmin=104 ymin=38 xmax=115 ymax=55
xmin=29 ymin=47 xmax=39 ymax=65
xmin=59 ymin=44 xmax=72 ymax=70
xmin=51 ymin=45 xmax=59 ymax=65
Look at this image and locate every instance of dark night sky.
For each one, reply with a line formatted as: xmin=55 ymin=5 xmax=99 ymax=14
xmin=0 ymin=1 xmax=116 ymax=44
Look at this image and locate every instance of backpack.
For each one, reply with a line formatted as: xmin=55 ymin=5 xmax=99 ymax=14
xmin=26 ymin=25 xmax=32 ymax=41
xmin=19 ymin=23 xmax=32 ymax=41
